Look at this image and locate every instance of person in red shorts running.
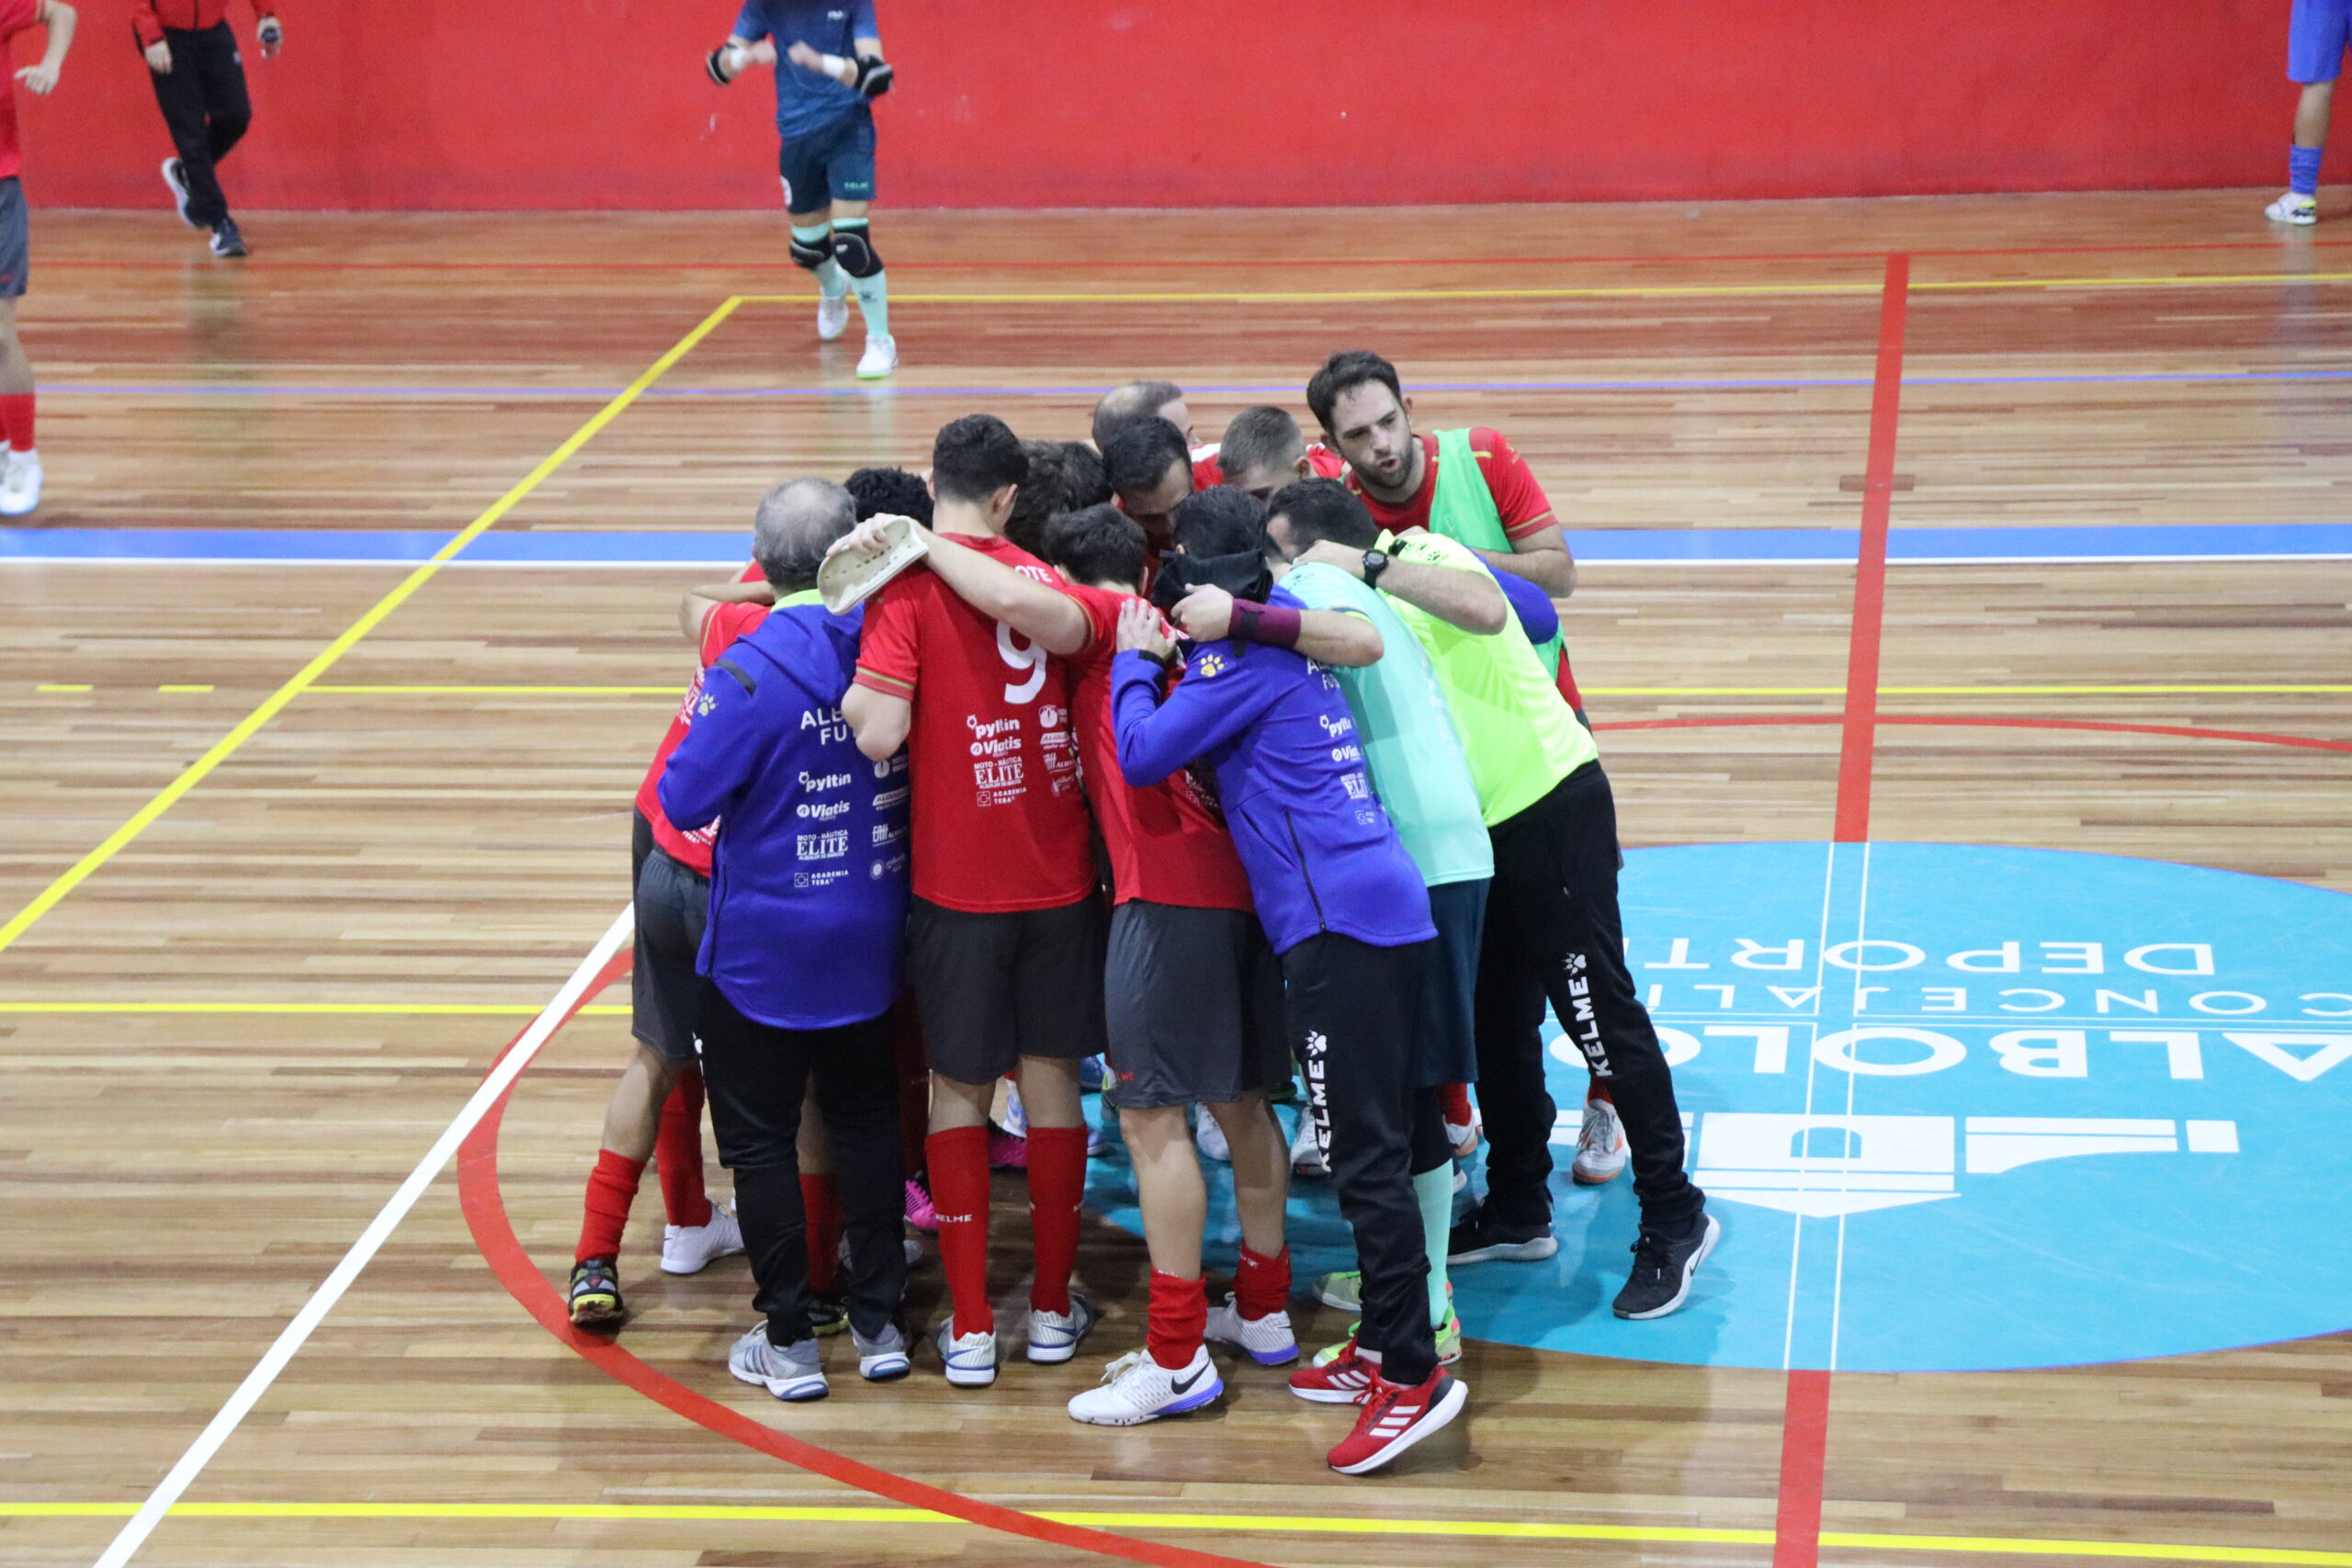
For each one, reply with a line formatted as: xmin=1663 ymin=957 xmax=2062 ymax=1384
xmin=842 ymin=414 xmax=1104 ymax=1388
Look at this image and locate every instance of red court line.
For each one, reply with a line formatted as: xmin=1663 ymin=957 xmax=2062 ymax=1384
xmin=1833 ymin=254 xmax=1911 ymax=846
xmin=454 ymin=959 xmax=1275 ymax=1568
xmin=1771 ymin=1371 xmax=1833 ymax=1568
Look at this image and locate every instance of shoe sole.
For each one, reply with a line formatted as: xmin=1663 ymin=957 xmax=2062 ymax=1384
xmin=568 ymin=1298 xmax=624 ymax=1330
xmin=944 ymin=1361 xmax=997 ymax=1386
xmin=1448 ymin=1235 xmax=1558 ymax=1265
xmin=1288 ymin=1380 xmax=1372 ymax=1405
xmin=1025 ymin=1337 xmax=1080 ymax=1364
xmin=1330 ymin=1377 xmax=1467 ymax=1475
xmin=1069 ymin=1377 xmax=1224 ymax=1427
xmin=1208 ymin=1332 xmax=1300 ymax=1367
xmin=660 ymin=1233 xmax=746 ymax=1275
xmin=1571 ymin=1162 xmax=1625 ymax=1186
xmin=859 ymin=1355 xmax=912 ymax=1382
xmin=729 ymin=1360 xmax=828 ymax=1402
xmin=1614 ymin=1213 xmax=1722 ymax=1321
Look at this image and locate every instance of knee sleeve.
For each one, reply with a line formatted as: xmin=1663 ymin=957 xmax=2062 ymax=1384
xmin=788 ymin=227 xmax=832 ymax=272
xmin=830 ymin=221 xmax=883 ymax=278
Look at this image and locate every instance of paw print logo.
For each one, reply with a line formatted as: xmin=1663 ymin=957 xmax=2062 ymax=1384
xmin=1193 ymin=652 xmax=1226 ymax=680
xmin=1564 ymin=953 xmax=1588 ymax=976
xmin=695 ymin=692 xmax=718 ymax=716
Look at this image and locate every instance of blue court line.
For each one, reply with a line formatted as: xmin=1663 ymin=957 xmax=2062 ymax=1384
xmin=10 ymin=524 xmax=2352 ymax=568
xmin=32 ymin=367 xmax=2352 ymax=400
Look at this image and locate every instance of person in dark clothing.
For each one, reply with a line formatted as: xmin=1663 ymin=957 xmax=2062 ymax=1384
xmin=138 ymin=0 xmax=277 ymax=257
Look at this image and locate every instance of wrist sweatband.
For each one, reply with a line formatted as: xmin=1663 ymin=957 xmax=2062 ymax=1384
xmin=1229 ymin=600 xmax=1301 ymax=649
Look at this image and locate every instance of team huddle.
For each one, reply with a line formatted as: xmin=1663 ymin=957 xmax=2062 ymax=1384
xmin=571 ymin=353 xmax=1718 ymax=1478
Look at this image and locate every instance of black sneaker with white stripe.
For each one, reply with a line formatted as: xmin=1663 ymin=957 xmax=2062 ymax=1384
xmin=161 ymin=157 xmax=196 ymax=228
xmin=1611 ymin=1208 xmax=1721 ymax=1319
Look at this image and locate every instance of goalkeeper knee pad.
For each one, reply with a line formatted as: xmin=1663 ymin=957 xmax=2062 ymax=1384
xmin=831 ymin=221 xmax=882 ymax=279
xmin=789 ymin=228 xmax=833 ymax=272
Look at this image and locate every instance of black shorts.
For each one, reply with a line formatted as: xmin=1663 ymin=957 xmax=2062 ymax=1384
xmin=905 ymin=893 xmax=1107 ymax=1085
xmin=0 ymin=178 xmax=28 ymax=300
xmin=777 ymin=104 xmax=876 ymax=215
xmin=630 ymin=810 xmax=710 ymax=1065
xmin=1416 ymin=878 xmax=1487 ymax=1089
xmin=1102 ymin=900 xmax=1289 ymax=1111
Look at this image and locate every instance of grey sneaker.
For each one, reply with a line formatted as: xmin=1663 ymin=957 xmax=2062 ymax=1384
xmin=852 ymin=1321 xmax=911 ymax=1382
xmin=727 ymin=1325 xmax=826 ymax=1401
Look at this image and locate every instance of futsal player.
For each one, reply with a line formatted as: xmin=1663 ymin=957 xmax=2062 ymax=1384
xmin=842 ymin=415 xmax=1102 ymax=1386
xmin=1212 ymin=405 xmax=1347 ymax=499
xmin=565 ymin=564 xmax=772 ymax=1330
xmin=1308 ymin=349 xmax=1627 ymax=1181
xmin=1291 ymin=521 xmax=1717 ymax=1320
xmin=2272 ymin=0 xmax=2352 ymax=222
xmin=1091 ymin=378 xmax=1197 ymax=452
xmin=660 ymin=479 xmax=914 ymax=1400
xmin=707 ymin=1 xmax=898 ymax=377
xmin=0 ymin=0 xmax=68 ymax=518
xmin=1174 ymin=479 xmax=1492 ymax=1368
xmin=1112 ymin=493 xmax=1464 ymax=1475
xmin=138 ymin=0 xmax=275 ymax=259
xmin=1103 ymin=415 xmax=1195 ymax=555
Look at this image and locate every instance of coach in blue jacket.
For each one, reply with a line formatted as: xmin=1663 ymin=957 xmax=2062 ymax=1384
xmin=660 ymin=477 xmax=912 ymax=1403
xmin=1111 ymin=488 xmax=1465 ymax=1476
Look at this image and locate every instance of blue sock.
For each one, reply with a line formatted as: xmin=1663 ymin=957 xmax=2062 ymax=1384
xmin=2291 ymin=144 xmax=2324 ymax=197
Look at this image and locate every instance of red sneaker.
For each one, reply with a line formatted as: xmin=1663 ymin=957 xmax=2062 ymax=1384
xmin=1286 ymin=1338 xmax=1380 ymax=1404
xmin=1327 ymin=1368 xmax=1467 ymax=1475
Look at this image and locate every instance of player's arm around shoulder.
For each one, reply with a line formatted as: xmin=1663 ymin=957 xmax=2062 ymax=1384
xmin=1299 ymin=535 xmax=1507 ymax=636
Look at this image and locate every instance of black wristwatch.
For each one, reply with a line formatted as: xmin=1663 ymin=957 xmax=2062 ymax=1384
xmin=1361 ymin=548 xmax=1390 ymax=589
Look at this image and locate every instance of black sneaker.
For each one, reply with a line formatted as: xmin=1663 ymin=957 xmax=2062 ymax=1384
xmin=160 ymin=156 xmax=196 ymax=227
xmin=1612 ymin=1210 xmax=1722 ymax=1320
xmin=210 ymin=219 xmax=247 ymax=258
xmin=1446 ymin=1203 xmax=1558 ymax=1265
xmin=808 ymin=1291 xmax=850 ymax=1337
xmin=567 ymin=1257 xmax=625 ymax=1329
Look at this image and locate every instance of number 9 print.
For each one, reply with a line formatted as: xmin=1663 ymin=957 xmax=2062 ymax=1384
xmin=997 ymin=620 xmax=1046 ymax=704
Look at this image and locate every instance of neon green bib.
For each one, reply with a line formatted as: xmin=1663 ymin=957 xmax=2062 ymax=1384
xmin=1425 ymin=427 xmax=1563 ymax=677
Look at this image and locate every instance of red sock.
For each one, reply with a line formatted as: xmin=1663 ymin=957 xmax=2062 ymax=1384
xmin=575 ymin=1148 xmax=645 ymax=1264
xmin=655 ymin=1067 xmax=714 ymax=1229
xmin=1024 ymin=1124 xmax=1089 ymax=1317
xmin=1234 ymin=1244 xmax=1290 ymax=1321
xmin=802 ymin=1173 xmax=842 ymax=1294
xmin=1588 ymin=1078 xmax=1612 ymax=1106
xmin=1438 ymin=1081 xmax=1474 ymax=1125
xmin=0 ymin=392 xmax=32 ymax=452
xmin=927 ymin=1124 xmax=993 ymax=1337
xmin=1146 ymin=1269 xmax=1207 ymax=1371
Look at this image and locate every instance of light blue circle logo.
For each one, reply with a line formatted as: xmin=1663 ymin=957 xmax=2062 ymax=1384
xmin=1083 ymin=841 xmax=2352 ymax=1372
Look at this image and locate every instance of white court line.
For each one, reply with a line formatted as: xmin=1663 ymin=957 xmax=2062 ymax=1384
xmin=1779 ymin=840 xmax=1841 ymax=1371
xmin=89 ymin=906 xmax=634 ymax=1568
xmin=1826 ymin=840 xmax=1874 ymax=1374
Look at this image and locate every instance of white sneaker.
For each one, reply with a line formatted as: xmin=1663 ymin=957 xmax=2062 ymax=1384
xmin=1193 ymin=1111 xmax=1231 ymax=1163
xmin=660 ymin=1203 xmax=746 ymax=1275
xmin=935 ymin=1319 xmax=999 ymax=1387
xmin=0 ymin=449 xmax=40 ymax=516
xmin=1289 ymin=1111 xmax=1328 ymax=1178
xmin=1571 ymin=1095 xmax=1629 ymax=1186
xmin=2267 ymin=191 xmax=2319 ymax=225
xmin=855 ymin=333 xmax=898 ymax=379
xmin=1204 ymin=1292 xmax=1299 ymax=1366
xmin=1025 ymin=1293 xmax=1097 ymax=1364
xmin=817 ymin=288 xmax=852 ymax=342
xmin=728 ymin=1325 xmax=826 ymax=1401
xmin=853 ymin=1322 xmax=911 ymax=1382
xmin=1067 ymin=1347 xmax=1223 ymax=1427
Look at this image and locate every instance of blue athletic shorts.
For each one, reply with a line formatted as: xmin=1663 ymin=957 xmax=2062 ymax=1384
xmin=777 ymin=104 xmax=876 ymax=215
xmin=0 ymin=178 xmax=28 ymax=300
xmin=2290 ymin=0 xmax=2351 ymax=83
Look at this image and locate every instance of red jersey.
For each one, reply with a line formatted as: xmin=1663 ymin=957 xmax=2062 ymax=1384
xmin=1061 ymin=583 xmax=1254 ymax=911
xmin=853 ymin=533 xmax=1092 ymax=912
xmin=1346 ymin=429 xmax=1555 ymax=542
xmin=634 ymin=586 xmax=768 ymax=876
xmin=1190 ymin=441 xmax=1345 ymax=491
xmin=132 ymin=0 xmax=276 ymax=49
xmin=0 ymin=0 xmax=41 ymax=182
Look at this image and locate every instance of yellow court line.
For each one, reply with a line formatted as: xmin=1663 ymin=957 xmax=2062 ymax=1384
xmin=729 ymin=272 xmax=2352 ymax=306
xmin=0 ymin=1001 xmax=630 ymax=1016
xmin=0 ymin=296 xmax=742 ymax=961
xmin=35 ymin=682 xmax=92 ymax=692
xmin=157 ymin=683 xmax=214 ymax=693
xmin=0 ymin=1502 xmax=2344 ymax=1564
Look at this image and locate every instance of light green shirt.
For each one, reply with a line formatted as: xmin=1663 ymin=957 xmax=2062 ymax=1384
xmin=1375 ymin=529 xmax=1597 ymax=825
xmin=1279 ymin=561 xmax=1492 ymax=887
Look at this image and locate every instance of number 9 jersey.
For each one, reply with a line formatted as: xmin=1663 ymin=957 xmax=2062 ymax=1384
xmin=850 ymin=532 xmax=1095 ymax=913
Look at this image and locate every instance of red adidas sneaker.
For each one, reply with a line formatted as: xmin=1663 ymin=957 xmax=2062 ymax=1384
xmin=1327 ymin=1368 xmax=1467 ymax=1475
xmin=1286 ymin=1338 xmax=1379 ymax=1404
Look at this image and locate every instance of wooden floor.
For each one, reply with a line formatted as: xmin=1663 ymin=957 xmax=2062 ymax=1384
xmin=4 ymin=192 xmax=2351 ymax=1568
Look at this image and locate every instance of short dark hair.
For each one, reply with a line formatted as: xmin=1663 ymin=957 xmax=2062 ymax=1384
xmin=1091 ymin=378 xmax=1185 ymax=451
xmin=1060 ymin=440 xmax=1112 ymax=509
xmin=1103 ymin=415 xmax=1191 ymax=502
xmin=1266 ymin=478 xmax=1376 ymax=552
xmin=1306 ymin=350 xmax=1404 ymax=434
xmin=1041 ymin=503 xmax=1148 ymax=590
xmin=932 ymin=413 xmax=1029 ymax=504
xmin=1217 ymin=406 xmax=1307 ymax=482
xmin=1171 ymin=485 xmax=1266 ymax=559
xmin=1006 ymin=440 xmax=1082 ymax=555
xmin=843 ymin=465 xmax=933 ymax=525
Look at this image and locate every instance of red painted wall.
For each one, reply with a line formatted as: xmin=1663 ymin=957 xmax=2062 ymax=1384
xmin=11 ymin=2 xmax=2297 ymax=210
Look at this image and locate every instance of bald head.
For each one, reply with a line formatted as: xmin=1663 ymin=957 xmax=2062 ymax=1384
xmin=752 ymin=478 xmax=857 ymax=592
xmin=1091 ymin=378 xmax=1193 ymax=451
